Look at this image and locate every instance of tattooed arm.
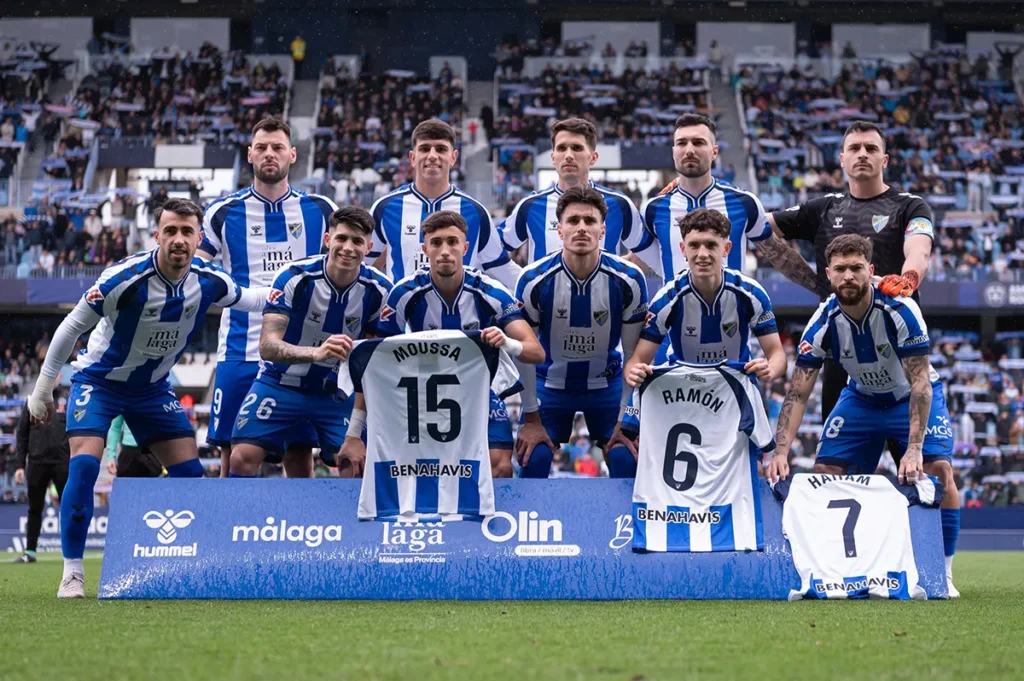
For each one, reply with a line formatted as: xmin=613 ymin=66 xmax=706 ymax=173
xmin=899 ymin=354 xmax=933 ymax=483
xmin=765 ymin=364 xmax=820 ymax=482
xmin=755 ymin=229 xmax=830 ymax=298
xmin=259 ymin=313 xmax=353 ymax=364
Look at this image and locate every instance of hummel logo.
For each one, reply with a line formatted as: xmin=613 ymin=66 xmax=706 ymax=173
xmin=144 ymin=509 xmax=196 ymax=545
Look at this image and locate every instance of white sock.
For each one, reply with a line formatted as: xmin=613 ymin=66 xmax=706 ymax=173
xmin=63 ymin=558 xmax=84 ymax=580
xmin=945 ymin=555 xmax=954 ymax=576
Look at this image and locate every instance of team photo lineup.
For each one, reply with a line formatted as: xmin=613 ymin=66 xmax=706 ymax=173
xmin=2 ymin=4 xmax=1023 ymax=679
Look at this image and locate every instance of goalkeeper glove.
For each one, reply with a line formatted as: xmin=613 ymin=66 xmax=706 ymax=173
xmin=878 ymin=270 xmax=921 ymax=298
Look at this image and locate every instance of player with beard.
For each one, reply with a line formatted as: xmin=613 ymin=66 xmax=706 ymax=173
xmin=198 ymin=118 xmax=338 ymax=478
xmin=765 ymin=234 xmax=959 ymax=597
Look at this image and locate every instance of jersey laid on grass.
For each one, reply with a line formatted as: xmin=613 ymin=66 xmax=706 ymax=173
xmin=516 ymin=251 xmax=648 ymax=391
xmin=367 ymin=184 xmax=511 ymax=282
xmin=624 ymin=362 xmax=775 ymax=552
xmin=498 ymin=181 xmax=656 ymax=263
xmin=259 ymin=257 xmax=392 ymax=393
xmin=642 ymin=267 xmax=777 ymax=364
xmin=200 ymin=185 xmax=337 ymax=362
xmin=771 ymin=473 xmax=943 ymax=600
xmin=641 ymin=178 xmax=771 ymax=279
xmin=74 ymin=251 xmax=241 ymax=391
xmin=337 ymin=331 xmax=522 ymax=520
xmin=796 ymin=288 xmax=939 ymax=406
xmin=378 ymin=268 xmax=523 ymax=337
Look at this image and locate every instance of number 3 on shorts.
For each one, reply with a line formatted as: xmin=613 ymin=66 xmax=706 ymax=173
xmin=824 ymin=416 xmax=845 ymax=439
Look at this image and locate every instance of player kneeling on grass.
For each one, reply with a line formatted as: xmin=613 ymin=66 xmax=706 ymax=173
xmin=337 ymin=210 xmax=544 ymax=478
xmin=514 ymin=186 xmax=649 ymax=478
xmin=228 ymin=207 xmax=392 ymax=477
xmin=766 ymin=233 xmax=960 ymax=597
xmin=26 ymin=198 xmax=270 ymax=599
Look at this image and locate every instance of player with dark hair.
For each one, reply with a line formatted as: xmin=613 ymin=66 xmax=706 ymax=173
xmin=514 ymin=186 xmax=649 ymax=478
xmin=228 ymin=207 xmax=391 ymax=476
xmin=499 ymin=117 xmax=655 ymax=267
xmin=368 ymin=118 xmax=520 ymax=290
xmin=25 ymin=198 xmax=269 ymax=598
xmin=340 ymin=210 xmax=543 ymax=478
xmin=199 ymin=117 xmax=338 ymax=478
xmin=765 ymin=233 xmax=959 ymax=596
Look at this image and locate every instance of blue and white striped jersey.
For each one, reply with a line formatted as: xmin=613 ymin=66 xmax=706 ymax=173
xmin=199 ymin=185 xmax=337 ymax=362
xmin=516 ymin=252 xmax=648 ymax=391
xmin=498 ymin=181 xmax=656 ymax=264
xmin=259 ymin=257 xmax=392 ymax=394
xmin=642 ymin=268 xmax=777 ymax=364
xmin=368 ymin=184 xmax=511 ymax=283
xmin=378 ymin=268 xmax=523 ymax=337
xmin=337 ymin=331 xmax=522 ymax=520
xmin=795 ymin=288 xmax=938 ymax=406
xmin=627 ymin=361 xmax=776 ymax=552
xmin=641 ymin=179 xmax=771 ymax=279
xmin=73 ymin=250 xmax=241 ymax=391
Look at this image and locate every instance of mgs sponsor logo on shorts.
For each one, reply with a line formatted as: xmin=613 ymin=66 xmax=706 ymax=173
xmin=481 ymin=511 xmax=580 ymax=557
xmin=231 ymin=516 xmax=343 ymax=548
xmin=379 ymin=520 xmax=447 ymax=564
xmin=134 ymin=509 xmax=197 ymax=558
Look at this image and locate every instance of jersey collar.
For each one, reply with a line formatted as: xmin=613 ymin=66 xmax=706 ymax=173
xmin=836 ymin=286 xmax=878 ymax=335
xmin=321 ymin=256 xmax=360 ymax=300
xmin=428 ymin=269 xmax=465 ymax=316
xmin=690 ymin=268 xmax=726 ymax=314
xmin=558 ymin=252 xmax=602 ymax=294
xmin=150 ymin=248 xmax=189 ymax=296
xmin=409 ymin=183 xmax=457 ymax=211
xmin=249 ymin=185 xmax=295 ymax=213
xmin=674 ymin=177 xmax=717 ymax=205
xmin=552 ymin=180 xmax=595 ymax=196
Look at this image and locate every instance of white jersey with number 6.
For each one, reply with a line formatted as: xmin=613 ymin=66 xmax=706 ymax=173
xmin=337 ymin=330 xmax=521 ymax=521
xmin=625 ymin=362 xmax=775 ymax=552
xmin=771 ymin=474 xmax=943 ymax=600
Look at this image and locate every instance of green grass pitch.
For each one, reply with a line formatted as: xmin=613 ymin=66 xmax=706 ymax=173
xmin=1 ymin=552 xmax=1022 ymax=681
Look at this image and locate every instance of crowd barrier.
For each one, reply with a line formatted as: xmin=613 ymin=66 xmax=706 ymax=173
xmin=97 ymin=479 xmax=946 ymax=600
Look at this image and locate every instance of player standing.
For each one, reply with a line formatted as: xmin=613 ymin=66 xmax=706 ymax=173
xmin=765 ymin=234 xmax=959 ymax=597
xmin=25 ymin=198 xmax=269 ymax=598
xmin=198 ymin=118 xmax=338 ymax=478
xmin=228 ymin=207 xmax=391 ymax=476
xmin=339 ymin=210 xmax=544 ymax=478
xmin=514 ymin=187 xmax=649 ymax=478
xmin=641 ymin=113 xmax=772 ymax=282
xmin=368 ymin=119 xmax=520 ymax=289
xmin=624 ymin=208 xmax=786 ymax=386
xmin=499 ymin=117 xmax=656 ymax=265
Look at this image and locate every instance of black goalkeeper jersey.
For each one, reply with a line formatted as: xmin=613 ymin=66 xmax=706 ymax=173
xmin=771 ymin=187 xmax=934 ymax=297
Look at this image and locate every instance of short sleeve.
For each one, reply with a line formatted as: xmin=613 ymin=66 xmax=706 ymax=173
xmin=900 ymin=194 xmax=934 ymax=241
xmin=771 ymin=195 xmax=831 ymax=242
xmin=890 ymin=297 xmax=930 ymax=358
xmin=212 ymin=267 xmax=243 ymax=308
xmin=377 ymin=287 xmax=406 ymax=337
xmin=367 ymin=195 xmax=389 ymax=260
xmin=744 ymin=192 xmax=772 ymax=243
xmin=490 ymin=346 xmax=523 ymax=400
xmin=486 ymin=279 xmax=525 ymax=328
xmin=199 ymin=200 xmax=227 ymax=258
xmin=747 ymin=282 xmax=778 ymax=337
xmin=621 ymin=267 xmax=649 ymax=324
xmin=515 ymin=269 xmax=541 ymax=327
xmin=640 ymin=280 xmax=677 ymax=345
xmin=472 ymin=202 xmax=513 ymax=271
xmin=265 ymin=267 xmax=299 ymax=316
xmin=795 ymin=301 xmax=831 ymax=369
xmin=499 ymin=196 xmax=531 ymax=252
xmin=337 ymin=339 xmax=375 ymax=399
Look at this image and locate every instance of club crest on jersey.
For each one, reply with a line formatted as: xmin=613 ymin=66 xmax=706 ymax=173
xmin=462 ymin=321 xmax=479 ymax=331
xmin=268 ymin=289 xmax=285 ymax=304
xmin=73 ymin=408 xmax=86 ymax=422
xmin=872 ymin=215 xmax=890 ymax=232
xmin=799 ymin=340 xmax=814 ymax=355
xmin=876 ymin=343 xmax=892 ymax=359
xmin=85 ymin=287 xmax=104 ymax=304
xmin=593 ymin=310 xmax=609 ymax=326
xmin=250 ymin=224 xmax=263 ymax=237
xmin=183 ymin=304 xmax=198 ymax=320
xmin=722 ymin=321 xmax=738 ymax=338
xmin=556 ymin=308 xmax=568 ymax=320
xmin=345 ymin=316 xmax=361 ymax=332
xmin=380 ymin=305 xmax=395 ymax=321
xmin=287 ymin=222 xmax=303 ymax=238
